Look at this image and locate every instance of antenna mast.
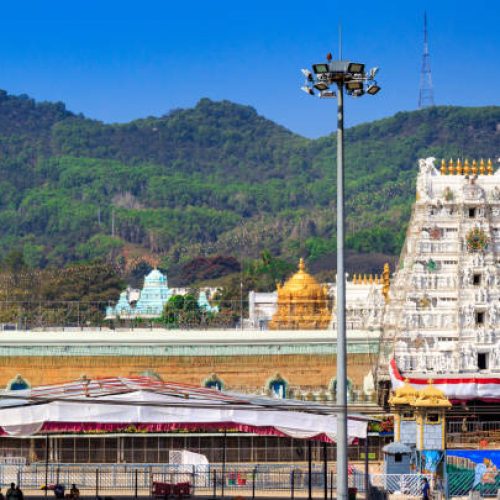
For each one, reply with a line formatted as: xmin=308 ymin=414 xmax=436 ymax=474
xmin=339 ymin=22 xmax=342 ymax=60
xmin=418 ymin=12 xmax=435 ymax=108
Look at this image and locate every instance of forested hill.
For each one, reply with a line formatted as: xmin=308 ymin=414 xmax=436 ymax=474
xmin=0 ymin=88 xmax=499 ymax=281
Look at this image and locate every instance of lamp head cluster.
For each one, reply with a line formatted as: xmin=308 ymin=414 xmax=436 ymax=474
xmin=301 ymin=54 xmax=380 ymax=99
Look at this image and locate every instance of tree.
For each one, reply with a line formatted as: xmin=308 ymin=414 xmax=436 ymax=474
xmin=1 ymin=250 xmax=27 ymax=273
xmin=160 ymin=294 xmax=203 ymax=328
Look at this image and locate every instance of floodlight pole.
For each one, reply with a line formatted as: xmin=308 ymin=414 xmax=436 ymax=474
xmin=335 ymin=80 xmax=348 ymax=500
xmin=300 ymin=56 xmax=380 ymax=500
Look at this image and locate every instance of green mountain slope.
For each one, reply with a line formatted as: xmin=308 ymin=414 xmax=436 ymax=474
xmin=0 ymin=90 xmax=498 ymax=279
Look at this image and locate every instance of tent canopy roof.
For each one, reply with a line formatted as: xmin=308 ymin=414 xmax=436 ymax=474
xmin=0 ymin=376 xmax=371 ymax=441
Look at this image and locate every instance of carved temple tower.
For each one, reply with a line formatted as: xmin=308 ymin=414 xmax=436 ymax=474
xmin=379 ymin=157 xmax=500 ymax=401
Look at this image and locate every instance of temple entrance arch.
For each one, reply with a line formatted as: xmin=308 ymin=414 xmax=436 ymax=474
xmin=6 ymin=374 xmax=30 ymax=390
xmin=267 ymin=373 xmax=288 ymax=399
xmin=329 ymin=377 xmax=353 ymax=401
xmin=204 ymin=373 xmax=224 ymax=391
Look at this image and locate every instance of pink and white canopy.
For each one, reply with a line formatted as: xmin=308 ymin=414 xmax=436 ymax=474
xmin=390 ymin=359 xmax=500 ymax=402
xmin=0 ymin=377 xmax=369 ymax=441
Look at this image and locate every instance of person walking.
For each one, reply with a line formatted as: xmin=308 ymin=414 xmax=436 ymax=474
xmin=14 ymin=485 xmax=23 ymax=500
xmin=422 ymin=477 xmax=430 ymax=500
xmin=5 ymin=483 xmax=16 ymax=500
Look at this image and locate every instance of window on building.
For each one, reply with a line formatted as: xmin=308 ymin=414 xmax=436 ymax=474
xmin=204 ymin=374 xmax=224 ymax=391
xmin=6 ymin=375 xmax=30 ymax=391
xmin=468 ymin=208 xmax=476 ymax=218
xmin=395 ymin=453 xmax=402 ymax=463
xmin=402 ymin=411 xmax=414 ymax=420
xmin=476 ymin=312 xmax=485 ymax=325
xmin=478 ymin=353 xmax=488 ymax=370
xmin=473 ymin=274 xmax=482 ymax=286
xmin=426 ymin=413 xmax=440 ymax=424
xmin=330 ymin=377 xmax=353 ymax=398
xmin=268 ymin=373 xmax=288 ymax=399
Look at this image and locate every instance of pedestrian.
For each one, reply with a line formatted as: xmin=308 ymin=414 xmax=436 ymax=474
xmin=0 ymin=487 xmax=4 ymax=500
xmin=5 ymin=483 xmax=16 ymax=500
xmin=15 ymin=485 xmax=23 ymax=500
xmin=69 ymin=484 xmax=80 ymax=499
xmin=53 ymin=483 xmax=64 ymax=499
xmin=422 ymin=477 xmax=430 ymax=500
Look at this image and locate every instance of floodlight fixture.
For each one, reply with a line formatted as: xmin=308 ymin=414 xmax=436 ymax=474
xmin=345 ymin=80 xmax=363 ymax=91
xmin=328 ymin=60 xmax=350 ymax=75
xmin=319 ymin=90 xmax=336 ymax=98
xmin=312 ymin=63 xmax=330 ymax=74
xmin=301 ymin=68 xmax=313 ymax=81
xmin=347 ymin=62 xmax=365 ymax=74
xmin=367 ymin=84 xmax=381 ymax=95
xmin=301 ymin=86 xmax=314 ymax=96
xmin=314 ymin=82 xmax=329 ymax=91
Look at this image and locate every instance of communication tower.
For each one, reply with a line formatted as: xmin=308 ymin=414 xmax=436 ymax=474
xmin=418 ymin=12 xmax=435 ymax=108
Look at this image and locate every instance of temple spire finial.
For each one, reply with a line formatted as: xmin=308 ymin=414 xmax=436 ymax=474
xmin=440 ymin=159 xmax=446 ymax=175
xmin=479 ymin=158 xmax=486 ymax=175
xmin=463 ymin=158 xmax=470 ymax=176
xmin=472 ymin=159 xmax=478 ymax=176
xmin=487 ymin=158 xmax=494 ymax=175
xmin=382 ymin=263 xmax=391 ymax=302
xmin=448 ymin=158 xmax=454 ymax=175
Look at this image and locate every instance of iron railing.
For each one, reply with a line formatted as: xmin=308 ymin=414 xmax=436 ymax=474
xmin=0 ymin=298 xmax=377 ymax=331
xmin=0 ymin=463 xmax=496 ymax=498
xmin=0 ymin=444 xmax=386 ymax=466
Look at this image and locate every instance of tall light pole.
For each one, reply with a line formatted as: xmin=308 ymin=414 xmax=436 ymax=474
xmin=300 ymin=54 xmax=380 ymax=500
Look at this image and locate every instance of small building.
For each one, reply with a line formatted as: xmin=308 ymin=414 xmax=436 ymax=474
xmin=248 ymin=291 xmax=278 ymax=329
xmin=414 ymin=381 xmax=451 ymax=452
xmin=383 ymin=441 xmax=413 ymax=476
xmin=389 ymin=378 xmax=418 ymax=446
xmin=197 ymin=291 xmax=219 ymax=313
xmin=106 ymin=269 xmax=172 ymax=319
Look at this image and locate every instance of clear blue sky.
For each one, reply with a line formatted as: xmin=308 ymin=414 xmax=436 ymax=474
xmin=0 ymin=0 xmax=498 ymax=138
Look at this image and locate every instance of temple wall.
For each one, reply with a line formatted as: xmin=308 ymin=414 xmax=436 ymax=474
xmin=0 ymin=353 xmax=374 ymax=390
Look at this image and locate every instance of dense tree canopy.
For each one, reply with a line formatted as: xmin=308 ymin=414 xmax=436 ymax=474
xmin=0 ymin=90 xmax=498 ymax=281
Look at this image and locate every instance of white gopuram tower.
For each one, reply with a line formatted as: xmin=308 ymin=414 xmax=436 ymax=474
xmin=380 ymin=157 xmax=500 ymax=401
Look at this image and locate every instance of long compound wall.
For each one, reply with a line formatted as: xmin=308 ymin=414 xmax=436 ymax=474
xmin=0 ymin=352 xmax=376 ymax=390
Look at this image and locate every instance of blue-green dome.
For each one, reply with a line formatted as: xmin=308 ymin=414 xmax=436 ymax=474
xmin=135 ymin=269 xmax=171 ymax=316
xmin=144 ymin=269 xmax=167 ymax=285
xmin=106 ymin=269 xmax=172 ymax=319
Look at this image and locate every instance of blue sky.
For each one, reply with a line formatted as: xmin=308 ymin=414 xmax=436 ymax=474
xmin=0 ymin=0 xmax=498 ymax=138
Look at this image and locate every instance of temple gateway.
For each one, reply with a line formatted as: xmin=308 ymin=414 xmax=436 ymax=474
xmin=379 ymin=157 xmax=500 ymax=401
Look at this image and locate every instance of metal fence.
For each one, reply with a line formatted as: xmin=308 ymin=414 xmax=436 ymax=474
xmin=369 ymin=473 xmax=432 ymax=496
xmin=447 ymin=420 xmax=500 ymax=435
xmin=1 ymin=463 xmax=497 ymax=498
xmin=0 ymin=442 xmax=386 ymax=465
xmin=447 ymin=470 xmax=500 ymax=498
xmin=0 ymin=463 xmax=364 ymax=498
xmin=0 ymin=298 xmax=340 ymax=330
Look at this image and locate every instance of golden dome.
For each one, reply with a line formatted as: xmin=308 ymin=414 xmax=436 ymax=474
xmin=278 ymin=258 xmax=325 ymax=297
xmin=389 ymin=379 xmax=418 ymax=405
xmin=269 ymin=258 xmax=331 ymax=330
xmin=414 ymin=379 xmax=451 ymax=408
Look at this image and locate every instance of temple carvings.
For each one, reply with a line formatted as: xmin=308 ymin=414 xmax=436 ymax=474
xmin=380 ymin=157 xmax=500 ymax=399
